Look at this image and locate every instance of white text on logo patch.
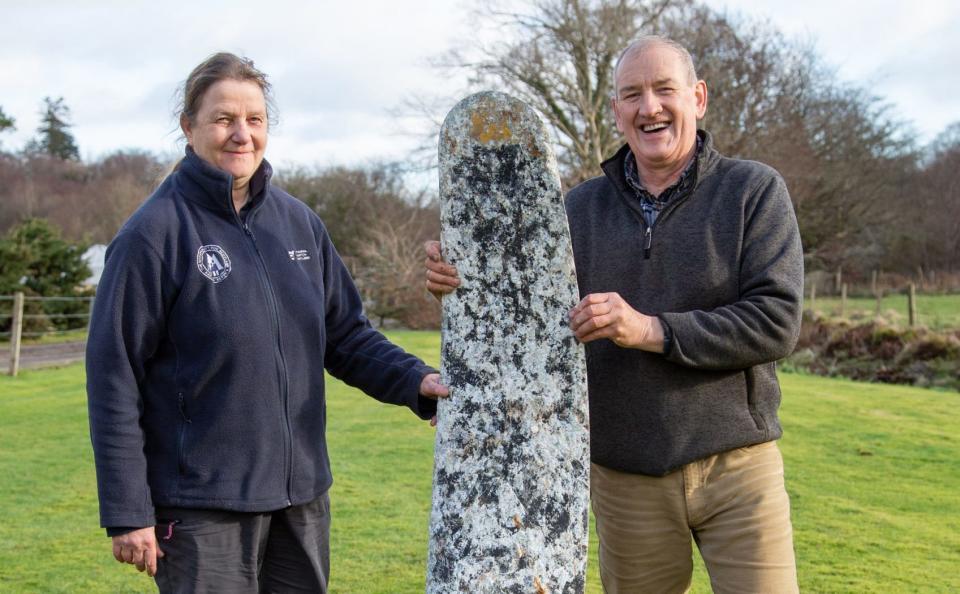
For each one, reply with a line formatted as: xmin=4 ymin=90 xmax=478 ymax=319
xmin=197 ymin=245 xmax=232 ymax=283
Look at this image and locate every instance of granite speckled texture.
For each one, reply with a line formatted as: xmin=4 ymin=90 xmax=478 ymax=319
xmin=426 ymin=91 xmax=589 ymax=594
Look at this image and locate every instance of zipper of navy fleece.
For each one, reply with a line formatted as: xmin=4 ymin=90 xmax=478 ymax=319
xmin=238 ymin=208 xmax=294 ymax=507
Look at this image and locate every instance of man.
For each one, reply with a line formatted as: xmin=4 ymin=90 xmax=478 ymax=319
xmin=425 ymin=35 xmax=803 ymax=593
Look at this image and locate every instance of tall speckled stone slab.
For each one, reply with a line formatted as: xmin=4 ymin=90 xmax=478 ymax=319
xmin=426 ymin=91 xmax=589 ymax=594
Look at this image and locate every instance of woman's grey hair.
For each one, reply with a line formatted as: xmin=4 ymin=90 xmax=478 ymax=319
xmin=176 ymin=52 xmax=278 ymax=128
xmin=613 ymin=35 xmax=699 ymax=89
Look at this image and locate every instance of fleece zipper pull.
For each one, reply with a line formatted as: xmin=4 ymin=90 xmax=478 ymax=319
xmin=644 ymin=226 xmax=652 ymax=259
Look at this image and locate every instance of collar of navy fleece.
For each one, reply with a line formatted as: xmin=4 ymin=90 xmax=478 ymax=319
xmin=178 ymin=145 xmax=273 ymax=217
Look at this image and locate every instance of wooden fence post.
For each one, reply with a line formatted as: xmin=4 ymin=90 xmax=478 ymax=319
xmin=809 ymin=282 xmax=817 ymax=311
xmin=875 ymin=291 xmax=883 ymax=317
xmin=835 ymin=267 xmax=842 ymax=295
xmin=840 ymin=283 xmax=847 ymax=317
xmin=871 ymin=269 xmax=878 ymax=296
xmin=908 ymin=283 xmax=917 ymax=327
xmin=9 ymin=292 xmax=24 ymax=377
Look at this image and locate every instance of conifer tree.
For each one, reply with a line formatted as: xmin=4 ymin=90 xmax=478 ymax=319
xmin=28 ymin=97 xmax=80 ymax=160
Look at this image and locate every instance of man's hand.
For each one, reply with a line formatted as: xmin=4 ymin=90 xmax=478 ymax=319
xmin=420 ymin=373 xmax=449 ymax=428
xmin=569 ymin=292 xmax=665 ymax=352
xmin=424 ymin=240 xmax=460 ymax=300
xmin=419 ymin=372 xmax=450 ymax=400
xmin=112 ymin=526 xmax=164 ymax=577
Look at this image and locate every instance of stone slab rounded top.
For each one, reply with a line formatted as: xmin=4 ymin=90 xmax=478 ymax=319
xmin=441 ymin=91 xmax=556 ymax=163
xmin=429 ymin=91 xmax=589 ymax=594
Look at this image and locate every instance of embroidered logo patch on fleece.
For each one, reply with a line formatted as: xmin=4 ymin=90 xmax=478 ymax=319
xmin=196 ymin=245 xmax=232 ymax=284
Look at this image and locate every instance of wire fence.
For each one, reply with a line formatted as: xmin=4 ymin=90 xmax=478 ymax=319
xmin=0 ymin=295 xmax=93 ymax=337
xmin=3 ymin=293 xmax=93 ymax=375
xmin=4 ymin=281 xmax=959 ymax=377
xmin=802 ymin=280 xmax=960 ymax=330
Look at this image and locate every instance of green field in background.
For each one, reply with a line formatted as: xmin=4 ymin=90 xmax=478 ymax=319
xmin=1 ymin=331 xmax=957 ymax=592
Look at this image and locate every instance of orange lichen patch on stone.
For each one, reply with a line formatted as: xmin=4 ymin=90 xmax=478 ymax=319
xmin=534 ymin=575 xmax=549 ymax=594
xmin=470 ymin=110 xmax=513 ymax=144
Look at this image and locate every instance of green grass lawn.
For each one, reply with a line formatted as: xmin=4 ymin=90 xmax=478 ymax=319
xmin=810 ymin=293 xmax=960 ymax=330
xmin=1 ymin=330 xmax=958 ymax=593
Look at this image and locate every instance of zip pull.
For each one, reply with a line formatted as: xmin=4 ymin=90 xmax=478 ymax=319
xmin=644 ymin=226 xmax=652 ymax=259
xmin=177 ymin=392 xmax=191 ymax=423
xmin=161 ymin=519 xmax=181 ymax=541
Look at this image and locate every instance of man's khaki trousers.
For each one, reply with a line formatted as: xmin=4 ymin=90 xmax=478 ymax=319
xmin=591 ymin=441 xmax=799 ymax=594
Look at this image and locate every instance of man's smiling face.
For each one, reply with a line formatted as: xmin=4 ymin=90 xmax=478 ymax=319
xmin=611 ymin=43 xmax=707 ymax=175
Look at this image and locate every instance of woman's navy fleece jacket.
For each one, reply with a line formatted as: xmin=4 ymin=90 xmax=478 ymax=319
xmin=86 ymin=148 xmax=436 ymax=531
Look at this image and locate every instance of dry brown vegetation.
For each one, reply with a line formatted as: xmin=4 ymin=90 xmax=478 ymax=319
xmin=788 ymin=310 xmax=960 ymax=391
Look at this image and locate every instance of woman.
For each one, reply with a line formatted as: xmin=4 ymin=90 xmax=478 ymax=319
xmin=86 ymin=52 xmax=447 ymax=592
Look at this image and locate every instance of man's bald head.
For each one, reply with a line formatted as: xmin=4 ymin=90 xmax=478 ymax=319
xmin=614 ymin=35 xmax=698 ymax=89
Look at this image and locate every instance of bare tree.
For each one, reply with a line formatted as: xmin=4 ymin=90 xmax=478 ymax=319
xmin=663 ymin=6 xmax=815 ymax=159
xmin=354 ymin=206 xmax=441 ymax=329
xmin=0 ymin=150 xmax=165 ymax=243
xmin=909 ymin=125 xmax=960 ymax=271
xmin=411 ymin=0 xmax=930 ymax=278
xmin=77 ymin=151 xmax=165 ymax=242
xmin=927 ymin=121 xmax=960 ymax=163
xmin=406 ymin=0 xmax=680 ymax=185
xmin=274 ymin=163 xmax=418 ymax=258
xmin=274 ymin=163 xmax=442 ymax=328
xmin=793 ymin=84 xmax=914 ymax=268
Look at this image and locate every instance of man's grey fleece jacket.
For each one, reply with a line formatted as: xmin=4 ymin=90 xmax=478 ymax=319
xmin=565 ymin=131 xmax=803 ymax=477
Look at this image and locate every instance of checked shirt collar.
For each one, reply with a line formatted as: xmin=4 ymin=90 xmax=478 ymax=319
xmin=623 ymin=135 xmax=702 ymax=227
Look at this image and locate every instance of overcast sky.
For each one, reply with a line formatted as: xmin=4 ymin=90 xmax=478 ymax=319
xmin=2 ymin=0 xmax=958 ymax=172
